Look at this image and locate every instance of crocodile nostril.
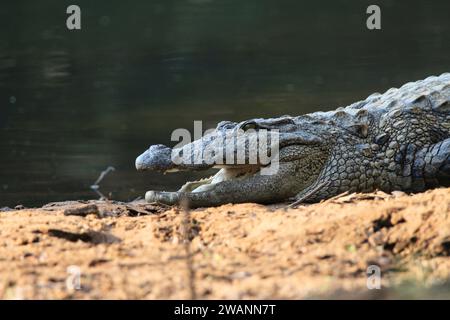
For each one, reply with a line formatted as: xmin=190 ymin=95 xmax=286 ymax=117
xmin=149 ymin=144 xmax=169 ymax=151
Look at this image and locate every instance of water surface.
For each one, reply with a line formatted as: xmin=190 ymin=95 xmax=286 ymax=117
xmin=1 ymin=0 xmax=449 ymax=206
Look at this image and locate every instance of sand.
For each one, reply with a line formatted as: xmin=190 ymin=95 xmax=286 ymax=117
xmin=0 ymin=188 xmax=449 ymax=299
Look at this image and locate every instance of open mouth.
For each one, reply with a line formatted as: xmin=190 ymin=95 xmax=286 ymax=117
xmin=176 ymin=165 xmax=261 ymax=193
xmin=135 ymin=143 xmax=280 ymax=205
xmin=135 ymin=144 xmax=268 ymax=194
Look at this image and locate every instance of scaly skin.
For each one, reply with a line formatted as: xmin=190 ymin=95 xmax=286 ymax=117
xmin=136 ymin=73 xmax=450 ymax=207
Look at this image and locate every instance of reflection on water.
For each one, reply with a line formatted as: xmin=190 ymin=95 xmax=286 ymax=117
xmin=0 ymin=0 xmax=449 ymax=206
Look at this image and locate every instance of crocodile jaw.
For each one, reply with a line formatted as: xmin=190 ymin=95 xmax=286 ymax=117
xmin=178 ymin=166 xmax=261 ymax=193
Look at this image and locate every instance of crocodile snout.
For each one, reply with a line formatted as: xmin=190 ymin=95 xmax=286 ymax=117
xmin=135 ymin=144 xmax=174 ymax=171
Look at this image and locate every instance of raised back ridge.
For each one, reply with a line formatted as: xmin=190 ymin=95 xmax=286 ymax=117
xmin=292 ymin=72 xmax=450 ymax=135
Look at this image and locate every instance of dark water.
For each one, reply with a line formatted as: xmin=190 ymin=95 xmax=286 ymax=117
xmin=0 ymin=0 xmax=449 ymax=207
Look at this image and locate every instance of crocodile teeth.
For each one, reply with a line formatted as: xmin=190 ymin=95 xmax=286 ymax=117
xmin=176 ymin=166 xmax=261 ymax=193
xmin=192 ymin=167 xmax=260 ymax=193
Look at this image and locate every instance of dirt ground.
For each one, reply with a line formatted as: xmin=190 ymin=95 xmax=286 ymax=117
xmin=0 ymin=188 xmax=449 ymax=299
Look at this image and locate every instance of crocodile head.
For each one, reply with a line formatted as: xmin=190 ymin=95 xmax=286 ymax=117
xmin=136 ymin=116 xmax=334 ymax=207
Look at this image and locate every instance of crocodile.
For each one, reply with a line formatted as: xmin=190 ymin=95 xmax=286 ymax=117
xmin=136 ymin=73 xmax=450 ymax=208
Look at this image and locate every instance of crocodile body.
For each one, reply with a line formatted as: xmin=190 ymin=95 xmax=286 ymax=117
xmin=136 ymin=73 xmax=450 ymax=207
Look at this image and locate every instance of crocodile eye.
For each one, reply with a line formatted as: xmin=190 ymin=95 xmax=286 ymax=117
xmin=241 ymin=121 xmax=258 ymax=131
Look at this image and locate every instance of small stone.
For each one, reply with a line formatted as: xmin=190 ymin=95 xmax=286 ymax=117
xmin=64 ymin=204 xmax=99 ymax=217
